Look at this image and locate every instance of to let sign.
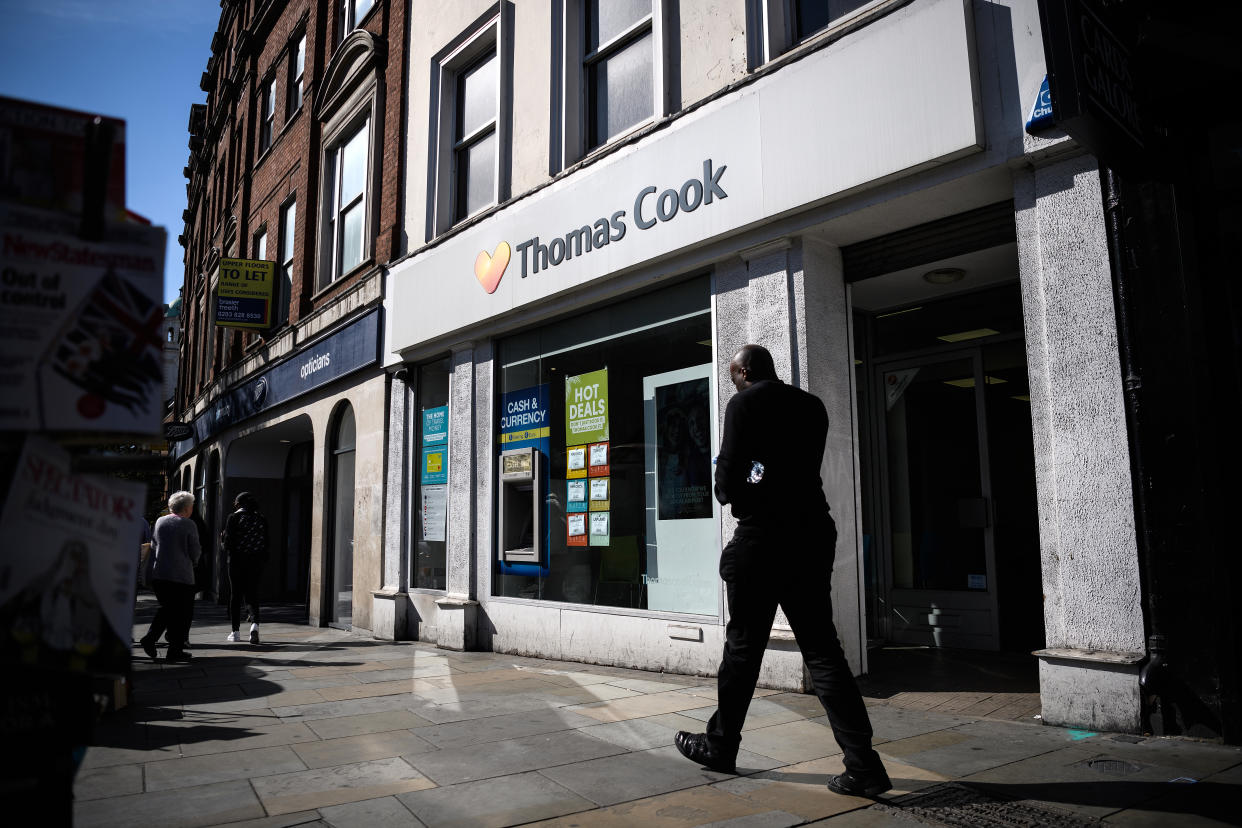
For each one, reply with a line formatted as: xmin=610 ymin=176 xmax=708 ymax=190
xmin=215 ymin=258 xmax=275 ymax=329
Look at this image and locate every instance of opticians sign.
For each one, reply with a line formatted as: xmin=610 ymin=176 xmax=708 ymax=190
xmin=472 ymin=159 xmax=728 ymax=295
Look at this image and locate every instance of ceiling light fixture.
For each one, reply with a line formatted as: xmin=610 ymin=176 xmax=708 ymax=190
xmin=923 ymin=267 xmax=966 ymax=285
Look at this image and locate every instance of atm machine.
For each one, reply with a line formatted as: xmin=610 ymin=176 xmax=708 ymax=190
xmin=498 ymin=447 xmax=541 ymax=564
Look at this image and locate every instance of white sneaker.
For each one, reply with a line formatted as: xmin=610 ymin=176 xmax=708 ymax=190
xmin=226 ymin=631 xmax=240 ymax=642
xmin=249 ymin=623 xmax=259 ymax=645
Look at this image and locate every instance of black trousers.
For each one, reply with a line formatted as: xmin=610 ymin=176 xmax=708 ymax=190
xmin=229 ymin=556 xmax=264 ymax=630
xmin=707 ymin=525 xmax=883 ymax=775
xmin=146 ymin=580 xmax=196 ymax=655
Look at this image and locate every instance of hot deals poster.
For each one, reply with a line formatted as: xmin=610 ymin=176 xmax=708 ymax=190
xmin=565 ymin=368 xmax=608 ymax=549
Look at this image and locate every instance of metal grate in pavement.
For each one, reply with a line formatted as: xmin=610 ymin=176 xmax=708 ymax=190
xmin=875 ymin=782 xmax=1101 ymax=827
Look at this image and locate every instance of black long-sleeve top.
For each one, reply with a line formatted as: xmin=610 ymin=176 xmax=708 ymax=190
xmin=714 ymin=378 xmax=831 ymax=531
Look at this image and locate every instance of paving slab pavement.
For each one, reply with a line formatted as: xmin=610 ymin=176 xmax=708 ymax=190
xmin=71 ymin=596 xmax=1242 ymax=827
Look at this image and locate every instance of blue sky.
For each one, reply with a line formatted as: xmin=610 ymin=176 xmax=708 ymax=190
xmin=0 ymin=1 xmax=221 ymax=304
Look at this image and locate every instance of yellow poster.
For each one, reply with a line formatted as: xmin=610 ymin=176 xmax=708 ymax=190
xmin=215 ymin=257 xmax=275 ymax=329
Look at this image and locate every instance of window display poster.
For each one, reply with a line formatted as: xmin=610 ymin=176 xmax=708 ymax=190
xmin=589 ymin=477 xmax=610 ymax=511
xmin=499 ymin=385 xmax=549 ymax=446
xmin=421 ymin=484 xmax=448 ymax=542
xmin=423 ymin=405 xmax=448 ymax=444
xmin=567 ymin=512 xmax=588 ymax=546
xmin=421 ymin=444 xmax=448 ymax=485
xmin=566 ymin=479 xmax=587 ymax=513
xmin=589 ymin=511 xmax=611 ymax=546
xmin=588 ymin=441 xmax=610 ymax=477
xmin=656 ymin=378 xmax=713 ymax=519
xmin=566 ymin=444 xmax=587 ymax=479
xmin=565 ymin=368 xmax=609 ymax=445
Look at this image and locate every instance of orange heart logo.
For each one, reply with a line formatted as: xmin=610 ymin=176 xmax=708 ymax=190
xmin=474 ymin=241 xmax=510 ymax=294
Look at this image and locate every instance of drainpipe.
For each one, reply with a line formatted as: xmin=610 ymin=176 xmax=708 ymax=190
xmin=1099 ymin=166 xmax=1167 ymax=717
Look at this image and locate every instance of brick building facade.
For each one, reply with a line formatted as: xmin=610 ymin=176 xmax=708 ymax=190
xmin=172 ymin=0 xmax=406 ymax=635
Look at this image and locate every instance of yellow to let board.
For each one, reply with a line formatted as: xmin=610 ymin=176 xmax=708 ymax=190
xmin=215 ymin=257 xmax=276 ymax=329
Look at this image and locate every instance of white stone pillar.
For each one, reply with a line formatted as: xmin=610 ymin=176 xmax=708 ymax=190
xmin=1015 ymin=151 xmax=1146 ymax=733
xmin=437 ymin=344 xmax=479 ymax=650
xmin=373 ymin=369 xmax=410 ymax=640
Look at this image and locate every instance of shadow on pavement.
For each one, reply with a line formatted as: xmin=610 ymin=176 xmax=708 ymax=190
xmin=860 ymin=645 xmax=1039 ymax=698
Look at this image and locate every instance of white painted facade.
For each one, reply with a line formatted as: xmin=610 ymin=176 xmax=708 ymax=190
xmin=381 ymin=0 xmax=1147 ymax=732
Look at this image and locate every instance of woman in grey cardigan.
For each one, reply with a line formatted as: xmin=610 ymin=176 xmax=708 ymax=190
xmin=139 ymin=491 xmax=201 ymax=662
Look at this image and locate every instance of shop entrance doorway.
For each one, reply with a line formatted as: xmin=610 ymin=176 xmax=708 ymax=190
xmin=221 ymin=416 xmax=314 ymax=621
xmin=853 ymin=273 xmax=1043 ymax=654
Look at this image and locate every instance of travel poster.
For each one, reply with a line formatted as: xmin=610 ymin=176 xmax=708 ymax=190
xmin=589 ymin=511 xmax=611 ymax=546
xmin=567 ymin=512 xmax=588 ymax=547
xmin=655 ymin=377 xmax=713 ymax=519
xmin=421 ymin=444 xmax=447 ymax=486
xmin=588 ymin=441 xmax=609 ymax=476
xmin=421 ymin=485 xmax=447 ymax=542
xmin=566 ymin=445 xmax=587 ymax=479
xmin=566 ymin=479 xmax=587 ymax=513
xmin=589 ymin=477 xmax=610 ymax=511
xmin=423 ymin=405 xmax=448 ymax=444
xmin=565 ymin=368 xmax=609 ymax=445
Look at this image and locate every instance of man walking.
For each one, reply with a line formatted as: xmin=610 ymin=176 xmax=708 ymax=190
xmin=674 ymin=344 xmax=891 ymax=798
xmin=222 ymin=492 xmax=269 ymax=644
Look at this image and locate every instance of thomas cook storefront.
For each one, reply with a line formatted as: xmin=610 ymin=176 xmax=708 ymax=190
xmin=382 ymin=0 xmax=1006 ymax=688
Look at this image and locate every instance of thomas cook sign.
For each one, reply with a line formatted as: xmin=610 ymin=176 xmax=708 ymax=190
xmin=215 ymin=257 xmax=275 ymax=329
xmin=472 ymin=159 xmax=727 ymax=294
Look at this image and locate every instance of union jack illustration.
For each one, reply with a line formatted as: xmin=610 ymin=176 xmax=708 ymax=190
xmin=48 ymin=266 xmax=162 ymax=415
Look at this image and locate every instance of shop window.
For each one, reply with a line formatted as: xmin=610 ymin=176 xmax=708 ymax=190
xmin=412 ymin=357 xmax=451 ymax=590
xmin=561 ymin=0 xmax=666 ymax=164
xmin=288 ymin=33 xmax=306 ymax=117
xmin=494 ymin=276 xmax=718 ymax=615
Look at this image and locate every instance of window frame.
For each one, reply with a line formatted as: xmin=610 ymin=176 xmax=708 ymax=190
xmin=276 ymin=196 xmax=296 ymax=328
xmin=313 ymin=28 xmax=383 ymax=292
xmin=750 ymin=0 xmax=888 ymax=68
xmin=287 ymin=32 xmax=307 ymax=118
xmin=258 ymin=75 xmax=276 ymax=155
xmin=253 ymin=225 xmax=267 ymax=261
xmin=321 ymin=117 xmax=371 ymax=287
xmin=430 ymin=10 xmax=511 ymax=238
xmin=339 ymin=0 xmax=377 ymax=42
xmin=561 ymin=0 xmax=667 ymax=166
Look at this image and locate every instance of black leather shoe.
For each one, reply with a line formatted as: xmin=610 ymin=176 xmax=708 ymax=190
xmin=674 ymin=731 xmax=736 ymax=774
xmin=139 ymin=637 xmax=157 ymax=660
xmin=165 ymin=650 xmax=194 ymax=663
xmin=826 ymin=769 xmax=892 ymax=798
